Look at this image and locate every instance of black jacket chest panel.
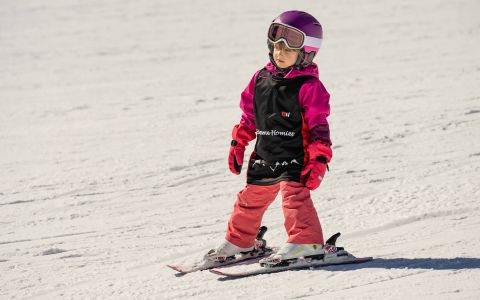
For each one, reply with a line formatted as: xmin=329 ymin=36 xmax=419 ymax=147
xmin=247 ymin=69 xmax=313 ymax=185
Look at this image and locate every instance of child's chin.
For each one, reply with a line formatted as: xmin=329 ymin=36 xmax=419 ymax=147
xmin=276 ymin=62 xmax=291 ymax=69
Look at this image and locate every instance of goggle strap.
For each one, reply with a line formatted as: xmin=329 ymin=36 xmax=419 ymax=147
xmin=268 ymin=38 xmax=303 ymax=50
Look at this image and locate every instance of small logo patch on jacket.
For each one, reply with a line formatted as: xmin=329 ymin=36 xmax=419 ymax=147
xmin=281 ymin=111 xmax=291 ymax=118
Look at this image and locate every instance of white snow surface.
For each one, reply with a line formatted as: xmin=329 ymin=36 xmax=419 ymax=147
xmin=1 ymin=0 xmax=479 ymax=299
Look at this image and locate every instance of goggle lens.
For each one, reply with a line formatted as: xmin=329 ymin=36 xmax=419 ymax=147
xmin=268 ymin=24 xmax=305 ymax=49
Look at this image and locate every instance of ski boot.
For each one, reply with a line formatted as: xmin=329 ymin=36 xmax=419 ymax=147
xmin=206 ymin=226 xmax=272 ymax=263
xmin=260 ymin=232 xmax=345 ymax=267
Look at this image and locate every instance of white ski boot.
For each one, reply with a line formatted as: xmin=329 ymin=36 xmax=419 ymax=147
xmin=259 ymin=243 xmax=324 ymax=266
xmin=206 ymin=226 xmax=271 ymax=262
xmin=206 ymin=240 xmax=254 ymax=262
xmin=260 ymin=232 xmax=344 ymax=267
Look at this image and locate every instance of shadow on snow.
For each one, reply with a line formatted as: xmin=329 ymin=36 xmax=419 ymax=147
xmin=215 ymin=257 xmax=480 ymax=280
xmin=318 ymin=257 xmax=480 ymax=272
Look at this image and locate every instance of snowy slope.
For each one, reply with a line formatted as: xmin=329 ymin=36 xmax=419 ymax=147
xmin=1 ymin=0 xmax=479 ymax=299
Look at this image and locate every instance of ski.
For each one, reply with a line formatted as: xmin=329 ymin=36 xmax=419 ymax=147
xmin=210 ymin=232 xmax=372 ymax=278
xmin=167 ymin=226 xmax=275 ymax=275
xmin=210 ymin=251 xmax=372 ymax=278
xmin=167 ymin=247 xmax=276 ymax=274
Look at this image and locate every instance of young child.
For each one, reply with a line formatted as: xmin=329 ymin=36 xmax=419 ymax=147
xmin=209 ymin=11 xmax=333 ymax=266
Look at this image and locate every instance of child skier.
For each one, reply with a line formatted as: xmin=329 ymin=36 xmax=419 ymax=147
xmin=209 ymin=11 xmax=333 ymax=266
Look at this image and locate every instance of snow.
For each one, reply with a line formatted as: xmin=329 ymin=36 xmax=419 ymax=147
xmin=1 ymin=0 xmax=479 ymax=299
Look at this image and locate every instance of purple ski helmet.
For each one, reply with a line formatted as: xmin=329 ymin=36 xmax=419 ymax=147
xmin=267 ymin=11 xmax=323 ymax=67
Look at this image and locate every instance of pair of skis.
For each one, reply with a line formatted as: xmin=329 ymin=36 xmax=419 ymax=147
xmin=167 ymin=227 xmax=372 ymax=278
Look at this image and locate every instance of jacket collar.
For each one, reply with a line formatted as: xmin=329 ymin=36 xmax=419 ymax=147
xmin=264 ymin=62 xmax=319 ymax=79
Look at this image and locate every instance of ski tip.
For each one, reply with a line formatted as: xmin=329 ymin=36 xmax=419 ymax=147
xmin=167 ymin=264 xmax=192 ymax=277
xmin=167 ymin=264 xmax=185 ymax=273
xmin=209 ymin=269 xmax=243 ymax=278
xmin=209 ymin=269 xmax=225 ymax=276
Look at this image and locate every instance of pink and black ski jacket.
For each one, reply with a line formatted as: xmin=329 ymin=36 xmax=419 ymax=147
xmin=239 ymin=62 xmax=331 ymax=185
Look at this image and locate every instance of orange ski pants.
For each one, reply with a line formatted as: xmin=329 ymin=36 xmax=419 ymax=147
xmin=225 ymin=181 xmax=324 ymax=248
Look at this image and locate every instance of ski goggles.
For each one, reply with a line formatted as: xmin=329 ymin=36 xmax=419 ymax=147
xmin=268 ymin=23 xmax=305 ymax=49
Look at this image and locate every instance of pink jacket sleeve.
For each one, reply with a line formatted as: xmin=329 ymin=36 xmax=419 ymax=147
xmin=239 ymin=71 xmax=260 ymax=132
xmin=299 ymin=78 xmax=332 ymax=145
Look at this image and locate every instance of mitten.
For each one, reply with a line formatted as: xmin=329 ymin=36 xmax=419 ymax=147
xmin=228 ymin=124 xmax=256 ymax=175
xmin=301 ymin=141 xmax=332 ymax=190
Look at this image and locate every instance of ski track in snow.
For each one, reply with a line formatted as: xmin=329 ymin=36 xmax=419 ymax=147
xmin=1 ymin=0 xmax=480 ymax=299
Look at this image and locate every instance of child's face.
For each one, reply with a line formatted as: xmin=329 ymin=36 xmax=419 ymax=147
xmin=273 ymin=42 xmax=299 ymax=69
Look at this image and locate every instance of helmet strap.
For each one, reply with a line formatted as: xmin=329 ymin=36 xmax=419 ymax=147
xmin=295 ymin=49 xmax=305 ymax=66
xmin=306 ymin=51 xmax=316 ymax=64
